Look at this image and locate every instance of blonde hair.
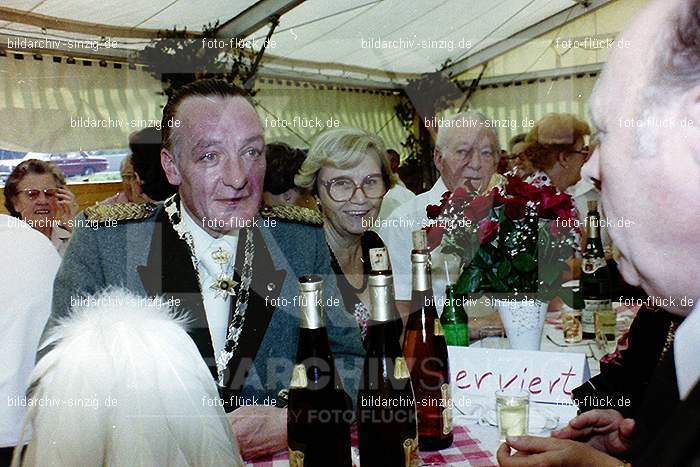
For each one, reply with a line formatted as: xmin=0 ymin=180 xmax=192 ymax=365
xmin=522 ymin=113 xmax=590 ymax=171
xmin=295 ymin=127 xmax=396 ymax=195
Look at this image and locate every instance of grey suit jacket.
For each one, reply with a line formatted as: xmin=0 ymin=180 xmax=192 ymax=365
xmin=45 ymin=201 xmax=365 ymax=411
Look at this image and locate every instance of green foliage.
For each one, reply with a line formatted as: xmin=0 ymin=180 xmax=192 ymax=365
xmin=138 ymin=22 xmax=257 ymax=99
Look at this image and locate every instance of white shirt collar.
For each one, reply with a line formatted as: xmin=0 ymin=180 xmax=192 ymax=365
xmin=426 ymin=177 xmax=448 ymax=202
xmin=674 ymin=301 xmax=700 ymax=400
xmin=180 ymin=205 xmax=239 ymax=264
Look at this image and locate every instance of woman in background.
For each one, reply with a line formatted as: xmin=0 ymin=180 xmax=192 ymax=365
xmin=3 ymin=159 xmax=78 ymax=256
xmin=295 ymin=127 xmax=395 ymax=342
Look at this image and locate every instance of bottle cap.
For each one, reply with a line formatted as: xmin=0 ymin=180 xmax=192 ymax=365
xmin=369 ymin=247 xmax=390 ymax=272
xmin=587 ymin=200 xmax=598 ymax=212
xmin=412 ymin=229 xmax=427 ymax=251
xmin=298 ymin=274 xmax=323 ymax=292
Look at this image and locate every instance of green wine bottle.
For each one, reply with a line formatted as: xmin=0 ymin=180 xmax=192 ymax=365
xmin=440 ymin=284 xmax=469 ymax=346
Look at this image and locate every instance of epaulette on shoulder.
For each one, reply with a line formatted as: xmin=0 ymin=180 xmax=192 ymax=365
xmin=84 ymin=202 xmax=158 ymax=223
xmin=260 ymin=204 xmax=323 ymax=226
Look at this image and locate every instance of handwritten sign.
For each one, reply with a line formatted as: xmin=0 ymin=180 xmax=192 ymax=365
xmin=448 ymin=346 xmax=590 ymax=406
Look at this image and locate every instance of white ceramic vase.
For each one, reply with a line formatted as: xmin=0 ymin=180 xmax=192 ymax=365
xmin=495 ymin=298 xmax=548 ymax=350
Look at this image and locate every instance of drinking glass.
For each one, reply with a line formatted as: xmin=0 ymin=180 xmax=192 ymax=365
xmin=495 ymin=389 xmax=529 ymax=441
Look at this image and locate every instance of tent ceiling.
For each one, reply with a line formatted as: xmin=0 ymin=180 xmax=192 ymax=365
xmin=0 ymin=0 xmax=607 ymax=79
xmin=243 ymin=0 xmax=579 ymax=74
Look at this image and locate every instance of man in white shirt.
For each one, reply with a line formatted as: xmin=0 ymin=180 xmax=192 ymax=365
xmin=0 ymin=215 xmax=60 ymax=465
xmin=375 ymin=149 xmax=416 ymax=221
xmin=378 ymin=111 xmax=501 ymax=319
xmin=497 ymin=1 xmax=700 ymax=465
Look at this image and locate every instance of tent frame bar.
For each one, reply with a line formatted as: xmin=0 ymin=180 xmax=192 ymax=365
xmin=443 ymin=0 xmax=615 ymax=78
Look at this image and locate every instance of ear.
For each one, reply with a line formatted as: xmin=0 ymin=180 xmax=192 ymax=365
xmin=557 ymin=151 xmax=569 ymax=169
xmin=434 ymin=146 xmax=444 ymax=174
xmin=160 ymin=148 xmax=182 ymax=186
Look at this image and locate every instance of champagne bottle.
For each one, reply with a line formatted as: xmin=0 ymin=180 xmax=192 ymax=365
xmin=287 ymin=275 xmax=352 ymax=467
xmin=440 ymin=284 xmax=470 ymax=347
xmin=358 ymin=248 xmax=419 ymax=467
xmin=402 ymin=230 xmax=453 ymax=451
xmin=581 ymin=201 xmax=612 ymax=339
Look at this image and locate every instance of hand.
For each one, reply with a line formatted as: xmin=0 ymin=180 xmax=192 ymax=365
xmin=551 ymin=409 xmax=635 ymax=455
xmin=227 ymin=406 xmax=287 ymax=460
xmin=496 ymin=436 xmax=624 ymax=467
xmin=55 ymin=187 xmax=79 ymax=224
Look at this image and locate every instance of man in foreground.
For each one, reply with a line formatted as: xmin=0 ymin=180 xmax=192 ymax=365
xmin=497 ymin=0 xmax=700 ymax=465
xmin=45 ymin=79 xmax=364 ymax=459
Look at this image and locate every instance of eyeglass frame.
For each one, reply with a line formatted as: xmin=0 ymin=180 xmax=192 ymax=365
xmin=19 ymin=188 xmax=59 ymax=200
xmin=320 ymin=174 xmax=388 ymax=202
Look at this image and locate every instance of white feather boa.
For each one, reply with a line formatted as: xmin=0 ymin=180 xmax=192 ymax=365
xmin=13 ymin=287 xmax=243 ymax=467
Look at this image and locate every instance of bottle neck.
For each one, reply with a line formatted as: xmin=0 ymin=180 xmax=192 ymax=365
xmin=369 ymin=274 xmax=398 ymax=322
xmin=300 ymin=289 xmax=324 ymax=329
xmin=586 ymin=211 xmax=600 ymax=239
xmin=411 ymin=251 xmax=432 ymax=292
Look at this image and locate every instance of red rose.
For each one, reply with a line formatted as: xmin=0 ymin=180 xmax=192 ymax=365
xmin=538 ymin=186 xmax=572 ymax=219
xmin=425 ymin=225 xmax=445 ymax=251
xmin=506 ymin=176 xmax=541 ymax=202
xmin=503 ymin=196 xmax=528 ymax=220
xmin=426 ymin=203 xmax=442 ymax=220
xmin=477 ymin=218 xmax=499 ymax=244
xmin=463 ymin=192 xmax=494 ymax=221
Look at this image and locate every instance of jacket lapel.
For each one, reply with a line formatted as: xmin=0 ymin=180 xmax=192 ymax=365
xmin=222 ymin=224 xmax=287 ymax=395
xmin=137 ymin=201 xmax=215 ymax=375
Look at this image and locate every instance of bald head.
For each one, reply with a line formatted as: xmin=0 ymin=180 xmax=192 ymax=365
xmin=582 ymin=0 xmax=700 ymax=315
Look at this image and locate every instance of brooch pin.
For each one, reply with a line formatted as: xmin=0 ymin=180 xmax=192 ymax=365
xmin=210 ymin=246 xmax=237 ymax=298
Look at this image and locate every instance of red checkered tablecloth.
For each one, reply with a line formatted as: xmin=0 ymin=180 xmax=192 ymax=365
xmin=246 ymin=424 xmax=495 ymax=467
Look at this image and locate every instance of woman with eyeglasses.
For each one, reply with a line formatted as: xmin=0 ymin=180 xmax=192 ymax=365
xmin=4 ymin=159 xmax=79 ymax=256
xmin=520 ymin=113 xmax=591 ymax=191
xmin=295 ymin=127 xmax=395 ymax=343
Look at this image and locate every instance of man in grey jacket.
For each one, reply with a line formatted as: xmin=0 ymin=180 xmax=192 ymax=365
xmin=45 ymin=79 xmax=364 ymax=459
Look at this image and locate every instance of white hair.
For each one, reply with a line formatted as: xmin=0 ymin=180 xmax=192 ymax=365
xmin=435 ymin=111 xmax=496 ymax=151
xmin=14 ymin=287 xmax=243 ymax=467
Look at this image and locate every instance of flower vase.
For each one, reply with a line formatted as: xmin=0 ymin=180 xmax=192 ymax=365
xmin=494 ymin=298 xmax=548 ymax=350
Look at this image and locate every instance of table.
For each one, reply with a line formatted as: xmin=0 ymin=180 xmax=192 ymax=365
xmin=247 ymin=309 xmax=636 ymax=466
xmin=247 ymin=424 xmax=496 ymax=467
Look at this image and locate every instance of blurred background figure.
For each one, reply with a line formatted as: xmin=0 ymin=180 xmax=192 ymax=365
xmin=0 ymin=214 xmax=60 ymax=467
xmin=521 ymin=113 xmax=591 ymax=191
xmin=262 ymin=142 xmax=309 ymax=207
xmin=17 ymin=288 xmax=243 ymax=467
xmin=504 ymin=132 xmax=531 ymax=176
xmin=102 ymin=127 xmax=176 ymax=205
xmin=3 ymin=159 xmax=79 ymax=256
xmin=296 ymin=127 xmax=393 ymax=341
xmin=377 ymin=148 xmax=415 ymax=220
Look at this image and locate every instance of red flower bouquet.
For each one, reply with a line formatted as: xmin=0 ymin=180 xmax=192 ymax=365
xmin=423 ymin=175 xmax=578 ymax=300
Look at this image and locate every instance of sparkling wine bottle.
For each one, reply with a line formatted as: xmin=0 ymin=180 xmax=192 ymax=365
xmin=581 ymin=200 xmax=612 ymax=339
xmin=402 ymin=230 xmax=453 ymax=451
xmin=287 ymin=275 xmax=352 ymax=467
xmin=440 ymin=284 xmax=470 ymax=346
xmin=357 ymin=248 xmax=419 ymax=467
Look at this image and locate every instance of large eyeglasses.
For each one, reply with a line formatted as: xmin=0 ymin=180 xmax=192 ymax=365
xmin=20 ymin=188 xmax=58 ymax=200
xmin=322 ymin=175 xmax=387 ymax=202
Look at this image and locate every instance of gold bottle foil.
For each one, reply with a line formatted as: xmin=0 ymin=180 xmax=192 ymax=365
xmin=402 ymin=437 xmax=419 ymax=467
xmin=393 ymin=357 xmax=411 ymax=380
xmin=434 ymin=319 xmax=445 ymax=336
xmin=290 ymin=363 xmax=308 ymax=389
xmin=441 ymin=383 xmax=453 ymax=435
xmin=288 ymin=449 xmax=305 ymax=467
